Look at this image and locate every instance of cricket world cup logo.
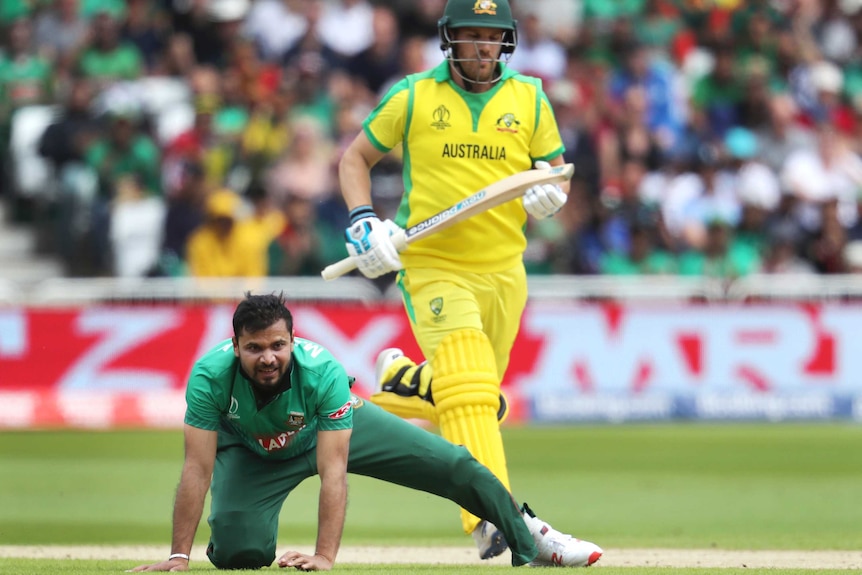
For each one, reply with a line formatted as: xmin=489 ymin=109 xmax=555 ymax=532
xmin=431 ymin=105 xmax=451 ymax=130
xmin=227 ymin=396 xmax=240 ymax=419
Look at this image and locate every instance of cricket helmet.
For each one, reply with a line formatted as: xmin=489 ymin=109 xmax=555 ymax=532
xmin=438 ymin=0 xmax=518 ymax=55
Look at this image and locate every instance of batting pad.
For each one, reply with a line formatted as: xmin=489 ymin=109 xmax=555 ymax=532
xmin=432 ymin=328 xmax=510 ymax=534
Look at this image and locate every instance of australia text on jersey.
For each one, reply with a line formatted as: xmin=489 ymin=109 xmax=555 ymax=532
xmin=441 ymin=143 xmax=507 ymax=160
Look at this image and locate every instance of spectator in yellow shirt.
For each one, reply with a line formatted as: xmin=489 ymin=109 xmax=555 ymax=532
xmin=185 ymin=188 xmax=266 ymax=277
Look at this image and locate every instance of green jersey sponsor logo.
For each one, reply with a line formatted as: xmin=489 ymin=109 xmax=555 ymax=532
xmin=256 ymin=429 xmax=304 ymax=453
xmin=328 ymin=400 xmax=353 ymax=420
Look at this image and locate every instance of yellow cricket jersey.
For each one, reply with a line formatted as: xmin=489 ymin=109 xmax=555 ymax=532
xmin=363 ymin=61 xmax=564 ymax=273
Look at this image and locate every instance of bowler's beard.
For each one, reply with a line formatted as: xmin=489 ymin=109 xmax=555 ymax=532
xmin=239 ymin=360 xmax=292 ymax=396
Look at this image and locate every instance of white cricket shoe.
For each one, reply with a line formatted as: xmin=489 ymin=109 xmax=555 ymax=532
xmin=522 ymin=503 xmax=602 ymax=567
xmin=472 ymin=520 xmax=509 ymax=560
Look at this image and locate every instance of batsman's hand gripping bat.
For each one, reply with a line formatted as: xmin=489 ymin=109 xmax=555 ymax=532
xmin=321 ymin=163 xmax=575 ymax=281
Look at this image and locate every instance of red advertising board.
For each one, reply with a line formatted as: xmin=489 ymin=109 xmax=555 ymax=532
xmin=2 ymin=302 xmax=861 ymax=427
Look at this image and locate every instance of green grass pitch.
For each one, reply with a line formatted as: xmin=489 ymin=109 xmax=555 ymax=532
xmin=0 ymin=562 xmax=857 ymax=575
xmin=1 ymin=422 xmax=860 ymax=573
xmin=0 ymin=561 xmax=856 ymax=575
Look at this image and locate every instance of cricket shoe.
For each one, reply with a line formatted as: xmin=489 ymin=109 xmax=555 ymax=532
xmin=522 ymin=503 xmax=602 ymax=567
xmin=374 ymin=348 xmax=510 ymax=422
xmin=471 ymin=520 xmax=509 ymax=560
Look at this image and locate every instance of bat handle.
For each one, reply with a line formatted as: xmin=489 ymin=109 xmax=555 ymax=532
xmin=321 ymin=230 xmax=408 ymax=281
xmin=391 ymin=229 xmax=408 ymax=251
xmin=321 ymin=256 xmax=358 ymax=281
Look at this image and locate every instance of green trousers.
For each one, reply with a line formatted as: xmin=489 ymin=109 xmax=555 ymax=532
xmin=206 ymin=397 xmax=538 ymax=569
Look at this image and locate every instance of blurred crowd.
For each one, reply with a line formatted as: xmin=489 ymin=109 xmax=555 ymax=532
xmin=3 ymin=0 xmax=862 ymax=283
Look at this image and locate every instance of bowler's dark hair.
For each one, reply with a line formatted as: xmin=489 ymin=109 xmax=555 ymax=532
xmin=232 ymin=292 xmax=293 ymax=338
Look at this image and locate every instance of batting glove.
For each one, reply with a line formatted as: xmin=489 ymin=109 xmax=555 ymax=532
xmin=344 ymin=209 xmax=403 ymax=279
xmin=523 ymin=161 xmax=567 ymax=219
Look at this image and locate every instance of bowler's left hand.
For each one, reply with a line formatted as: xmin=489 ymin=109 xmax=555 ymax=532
xmin=126 ymin=558 xmax=188 ymax=572
xmin=277 ymin=550 xmax=333 ymax=571
xmin=523 ymin=160 xmax=567 ymax=219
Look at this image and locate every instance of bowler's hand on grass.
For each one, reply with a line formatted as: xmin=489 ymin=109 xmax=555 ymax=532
xmin=277 ymin=550 xmax=333 ymax=571
xmin=126 ymin=558 xmax=189 ymax=572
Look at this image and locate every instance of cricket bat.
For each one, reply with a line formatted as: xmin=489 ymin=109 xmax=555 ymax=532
xmin=321 ymin=163 xmax=575 ymax=281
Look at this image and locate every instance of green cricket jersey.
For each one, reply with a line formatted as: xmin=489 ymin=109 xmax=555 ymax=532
xmin=78 ymin=43 xmax=143 ymax=83
xmin=0 ymin=54 xmax=52 ymax=115
xmin=184 ymin=338 xmax=354 ymax=460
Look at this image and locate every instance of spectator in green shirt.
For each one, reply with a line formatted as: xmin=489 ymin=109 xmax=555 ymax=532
xmin=691 ymin=41 xmax=743 ymax=137
xmin=582 ymin=0 xmax=647 ymax=34
xmin=729 ymin=0 xmax=786 ymax=39
xmin=76 ymin=11 xmax=143 ymax=88
xmin=0 ymin=18 xmax=53 ymax=121
xmin=600 ymin=223 xmax=677 ymax=275
xmin=733 ymin=7 xmax=784 ymax=91
xmin=633 ymin=0 xmax=683 ymax=57
xmin=80 ymin=0 xmax=125 ymax=19
xmin=0 ymin=1 xmax=35 ymax=24
xmin=678 ymin=218 xmax=761 ymax=278
xmin=267 ymin=193 xmax=347 ymax=277
xmin=81 ymin=107 xmax=161 ymax=275
xmin=0 ymin=17 xmax=53 ymax=213
xmin=85 ymin=109 xmax=161 ymax=197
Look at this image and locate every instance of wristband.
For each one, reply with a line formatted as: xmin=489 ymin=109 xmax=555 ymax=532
xmin=348 ymin=205 xmax=376 ymax=224
xmin=169 ymin=553 xmax=190 ymax=561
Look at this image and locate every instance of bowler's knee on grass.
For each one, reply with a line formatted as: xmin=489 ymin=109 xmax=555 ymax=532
xmin=207 ymin=510 xmax=277 ymax=569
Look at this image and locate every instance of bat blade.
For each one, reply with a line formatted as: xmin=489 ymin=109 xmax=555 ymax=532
xmin=321 ymin=163 xmax=574 ymax=281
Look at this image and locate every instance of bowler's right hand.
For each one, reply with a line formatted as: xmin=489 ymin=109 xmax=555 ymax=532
xmin=344 ymin=216 xmax=403 ymax=278
xmin=278 ymin=550 xmax=333 ymax=571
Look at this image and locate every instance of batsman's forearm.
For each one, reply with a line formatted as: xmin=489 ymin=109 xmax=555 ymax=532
xmin=170 ymin=465 xmax=210 ymax=555
xmin=338 ymin=148 xmax=374 ymax=211
xmin=314 ymin=475 xmax=347 ymax=564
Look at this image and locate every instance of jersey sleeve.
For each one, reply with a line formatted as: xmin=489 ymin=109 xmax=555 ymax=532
xmin=184 ymin=365 xmax=224 ymax=431
xmin=362 ymin=78 xmax=409 ymax=153
xmin=315 ymin=362 xmax=354 ymax=432
xmin=530 ymin=86 xmax=566 ymax=162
